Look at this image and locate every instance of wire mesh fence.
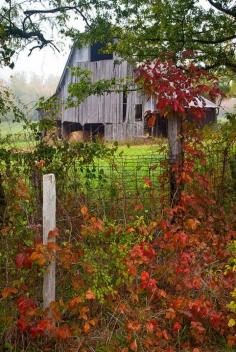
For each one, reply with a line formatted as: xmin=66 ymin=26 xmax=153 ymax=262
xmin=61 ymin=154 xmax=170 ymax=221
xmin=0 ymin=146 xmax=235 ymax=225
xmin=53 ymin=148 xmax=235 ymax=223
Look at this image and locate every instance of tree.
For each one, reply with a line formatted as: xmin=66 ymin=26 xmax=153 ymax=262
xmin=135 ymin=54 xmax=223 ymax=203
xmin=0 ymin=0 xmax=236 ymax=73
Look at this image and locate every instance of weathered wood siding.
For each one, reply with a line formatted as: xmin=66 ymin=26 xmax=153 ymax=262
xmin=56 ymin=46 xmax=146 ymax=140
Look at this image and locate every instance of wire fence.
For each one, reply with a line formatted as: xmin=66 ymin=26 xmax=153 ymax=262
xmin=63 ymin=154 xmax=169 ymax=221
xmin=52 ymin=149 xmax=235 ymax=223
xmin=0 ymin=147 xmax=235 ymax=225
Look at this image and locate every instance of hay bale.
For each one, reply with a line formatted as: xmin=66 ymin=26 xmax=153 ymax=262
xmin=68 ymin=131 xmax=84 ymax=142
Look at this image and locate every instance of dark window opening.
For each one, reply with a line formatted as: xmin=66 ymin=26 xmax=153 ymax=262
xmin=135 ymin=104 xmax=143 ymax=121
xmin=123 ymin=90 xmax=127 ymax=122
xmin=83 ymin=123 xmax=104 ymax=142
xmin=90 ymin=43 xmax=113 ymax=62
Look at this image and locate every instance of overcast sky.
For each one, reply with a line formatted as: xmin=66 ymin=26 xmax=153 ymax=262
xmin=0 ymin=40 xmax=71 ymax=83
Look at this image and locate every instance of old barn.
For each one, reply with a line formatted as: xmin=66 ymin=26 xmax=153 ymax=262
xmin=49 ymin=43 xmax=218 ymax=141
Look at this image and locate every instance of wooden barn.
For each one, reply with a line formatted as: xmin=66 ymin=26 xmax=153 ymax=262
xmin=45 ymin=43 xmax=218 ymax=141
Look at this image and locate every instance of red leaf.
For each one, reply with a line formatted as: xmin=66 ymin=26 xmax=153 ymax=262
xmin=130 ymin=339 xmax=138 ymax=351
xmin=17 ymin=317 xmax=28 ymax=332
xmin=141 ymin=271 xmax=150 ymax=282
xmin=173 ymin=322 xmax=182 ymax=332
xmin=143 ymin=176 xmax=152 ymax=187
xmin=16 ymin=252 xmax=32 ymax=269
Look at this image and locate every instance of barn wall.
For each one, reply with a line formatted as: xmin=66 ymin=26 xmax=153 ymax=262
xmin=105 ymin=122 xmax=143 ymax=141
xmin=57 ymin=58 xmax=145 ymax=139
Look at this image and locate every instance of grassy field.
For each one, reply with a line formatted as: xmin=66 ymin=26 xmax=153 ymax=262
xmin=0 ymin=121 xmax=25 ymax=136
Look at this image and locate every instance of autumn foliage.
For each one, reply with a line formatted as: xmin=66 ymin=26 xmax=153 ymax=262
xmin=0 ymin=57 xmax=235 ymax=351
xmin=135 ymin=52 xmax=223 ymax=128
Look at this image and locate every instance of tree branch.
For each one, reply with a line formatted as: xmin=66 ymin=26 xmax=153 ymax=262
xmin=143 ymin=34 xmax=236 ymax=45
xmin=5 ymin=25 xmax=60 ymax=54
xmin=207 ymin=0 xmax=236 ymax=19
xmin=24 ymin=6 xmax=91 ymax=28
xmin=192 ymin=34 xmax=236 ymax=45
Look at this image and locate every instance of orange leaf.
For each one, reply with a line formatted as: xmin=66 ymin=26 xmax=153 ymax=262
xmin=147 ymin=115 xmax=156 ymax=128
xmin=118 ymin=303 xmax=127 ymax=314
xmin=50 ymin=302 xmax=62 ymax=321
xmin=68 ymin=296 xmax=82 ymax=308
xmin=54 ymin=325 xmax=71 ymax=339
xmin=79 ymin=306 xmax=89 ymax=320
xmin=83 ymin=322 xmax=90 ymax=333
xmin=48 ymin=228 xmax=59 ymax=238
xmin=85 ymin=289 xmax=95 ymax=300
xmin=130 ymin=339 xmax=138 ymax=352
xmin=30 ymin=252 xmax=46 ymax=266
xmin=186 ymin=218 xmax=200 ymax=231
xmin=81 ymin=206 xmax=88 ymax=217
xmin=89 ymin=319 xmax=96 ymax=327
xmin=127 ymin=321 xmax=141 ymax=332
xmin=1 ymin=287 xmax=18 ymax=298
xmin=162 ymin=329 xmax=169 ymax=340
xmin=47 ymin=242 xmax=60 ymax=251
xmin=165 ymin=308 xmax=176 ymax=320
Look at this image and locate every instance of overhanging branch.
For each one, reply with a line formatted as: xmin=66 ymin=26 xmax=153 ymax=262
xmin=207 ymin=0 xmax=236 ymax=19
xmin=24 ymin=6 xmax=91 ymax=28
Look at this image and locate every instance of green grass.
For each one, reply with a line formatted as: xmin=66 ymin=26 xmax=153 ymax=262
xmin=115 ymin=143 xmax=166 ymax=157
xmin=0 ymin=121 xmax=25 ymax=136
xmin=0 ymin=121 xmax=36 ymax=149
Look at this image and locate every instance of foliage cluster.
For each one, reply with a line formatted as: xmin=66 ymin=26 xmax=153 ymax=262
xmin=0 ymin=119 xmax=235 ymax=351
xmin=1 ymin=0 xmax=236 ymax=73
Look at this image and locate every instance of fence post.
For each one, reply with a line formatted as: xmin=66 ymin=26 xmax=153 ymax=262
xmin=43 ymin=174 xmax=56 ymax=309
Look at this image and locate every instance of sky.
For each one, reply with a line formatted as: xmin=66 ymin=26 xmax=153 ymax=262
xmin=0 ymin=41 xmax=71 ymax=83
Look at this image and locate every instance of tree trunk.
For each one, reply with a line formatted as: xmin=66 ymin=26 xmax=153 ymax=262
xmin=168 ymin=113 xmax=183 ymax=206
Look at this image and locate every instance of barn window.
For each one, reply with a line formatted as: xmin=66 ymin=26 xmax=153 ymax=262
xmin=90 ymin=43 xmax=113 ymax=62
xmin=123 ymin=90 xmax=127 ymax=122
xmin=135 ymin=104 xmax=143 ymax=121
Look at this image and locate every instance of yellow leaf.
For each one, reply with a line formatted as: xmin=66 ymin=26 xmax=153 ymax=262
xmin=228 ymin=319 xmax=236 ymax=327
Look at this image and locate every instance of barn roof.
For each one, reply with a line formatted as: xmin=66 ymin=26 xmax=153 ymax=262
xmin=56 ymin=44 xmax=76 ymax=95
xmin=189 ymin=97 xmax=217 ymax=108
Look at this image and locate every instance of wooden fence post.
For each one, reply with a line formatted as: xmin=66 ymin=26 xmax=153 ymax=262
xmin=43 ymin=174 xmax=56 ymax=309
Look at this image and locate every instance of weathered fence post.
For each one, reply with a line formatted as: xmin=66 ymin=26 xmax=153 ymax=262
xmin=43 ymin=174 xmax=56 ymax=309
